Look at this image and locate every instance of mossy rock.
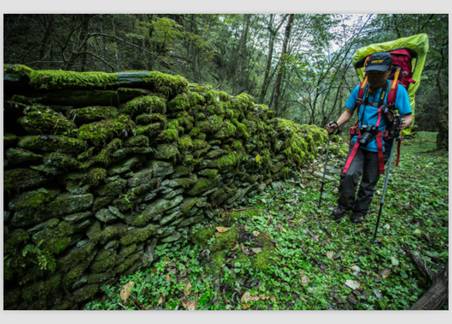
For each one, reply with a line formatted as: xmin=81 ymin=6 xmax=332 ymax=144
xmin=143 ymin=71 xmax=188 ymax=98
xmin=209 ymin=152 xmax=243 ymax=170
xmin=4 ymin=168 xmax=47 ymax=193
xmin=19 ymin=137 xmax=85 ymax=159
xmin=83 ymin=168 xmax=107 ymax=186
xmin=129 ymin=195 xmax=184 ymax=226
xmin=18 ymin=104 xmax=76 ymax=135
xmin=89 ymin=138 xmax=123 ymax=167
xmin=154 ymin=143 xmax=179 ymax=160
xmin=134 ymin=123 xmax=162 ymax=138
xmin=48 ymin=193 xmax=93 ymax=217
xmin=120 ymin=223 xmax=159 ymax=245
xmin=167 ymin=93 xmax=191 ymax=112
xmin=77 ymin=114 xmax=134 ymax=146
xmin=43 ymin=152 xmax=80 ymax=171
xmin=135 ymin=112 xmax=167 ymax=126
xmin=29 ymin=68 xmax=118 ymax=90
xmin=187 ymin=177 xmax=218 ymax=196
xmin=21 ymin=274 xmax=62 ymax=305
xmin=122 ymin=95 xmax=166 ymax=117
xmin=90 ymin=248 xmax=117 ymax=273
xmin=5 ymin=148 xmax=42 ymax=166
xmin=67 ymin=106 xmax=118 ymax=125
xmin=31 ymin=219 xmax=74 ymax=255
xmin=125 ymin=135 xmax=149 ymax=147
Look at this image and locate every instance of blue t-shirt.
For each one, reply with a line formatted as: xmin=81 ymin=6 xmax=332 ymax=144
xmin=344 ymin=80 xmax=412 ymax=152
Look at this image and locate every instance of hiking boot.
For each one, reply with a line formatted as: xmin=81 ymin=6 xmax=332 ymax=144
xmin=351 ymin=212 xmax=366 ymax=224
xmin=331 ymin=205 xmax=348 ymax=221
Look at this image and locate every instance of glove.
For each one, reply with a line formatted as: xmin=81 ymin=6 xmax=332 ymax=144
xmin=325 ymin=121 xmax=339 ymax=135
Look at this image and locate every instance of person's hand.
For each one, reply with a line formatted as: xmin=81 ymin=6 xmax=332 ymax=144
xmin=325 ymin=121 xmax=339 ymax=135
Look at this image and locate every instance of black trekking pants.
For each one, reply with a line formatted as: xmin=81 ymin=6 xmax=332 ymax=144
xmin=338 ymin=146 xmax=383 ymax=215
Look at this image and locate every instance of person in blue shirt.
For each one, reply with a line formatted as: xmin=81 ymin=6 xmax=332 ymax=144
xmin=326 ymin=52 xmax=412 ymax=223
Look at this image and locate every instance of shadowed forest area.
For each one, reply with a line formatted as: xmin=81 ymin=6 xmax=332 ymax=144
xmin=2 ymin=14 xmax=448 ymax=310
xmin=4 ymin=14 xmax=448 ymax=146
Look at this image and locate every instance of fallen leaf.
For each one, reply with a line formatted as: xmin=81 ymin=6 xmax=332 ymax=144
xmin=300 ymin=273 xmax=310 ymax=286
xmin=390 ymin=256 xmax=399 ymax=266
xmin=183 ymin=281 xmax=192 ymax=296
xmin=119 ymin=281 xmax=134 ymax=303
xmin=345 ymin=279 xmax=360 ymax=290
xmin=252 ymin=230 xmax=260 ymax=237
xmin=182 ymin=299 xmax=196 ymax=310
xmin=165 ymin=273 xmax=171 ymax=281
xmin=351 ymin=265 xmax=361 ymax=275
xmin=381 ymin=268 xmax=391 ymax=279
xmin=326 ymin=251 xmax=335 ymax=259
xmin=216 ymin=226 xmax=230 ymax=233
xmin=158 ymin=295 xmax=164 ymax=305
xmin=241 ymin=291 xmax=261 ymax=304
xmin=251 ymin=247 xmax=262 ymax=254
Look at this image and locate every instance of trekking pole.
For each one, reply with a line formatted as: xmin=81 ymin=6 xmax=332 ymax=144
xmin=318 ymin=133 xmax=332 ymax=208
xmin=372 ymin=118 xmax=401 ymax=243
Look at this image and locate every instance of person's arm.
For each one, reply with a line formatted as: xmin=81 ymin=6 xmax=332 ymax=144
xmin=336 ymin=109 xmax=353 ymax=128
xmin=326 ymin=109 xmax=353 ymax=134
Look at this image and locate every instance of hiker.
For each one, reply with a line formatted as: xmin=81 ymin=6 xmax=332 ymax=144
xmin=325 ymin=52 xmax=413 ymax=223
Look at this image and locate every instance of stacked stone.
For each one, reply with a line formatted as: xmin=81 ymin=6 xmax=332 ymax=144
xmin=3 ymin=65 xmax=330 ymax=309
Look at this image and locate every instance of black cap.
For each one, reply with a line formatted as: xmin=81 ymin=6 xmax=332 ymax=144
xmin=365 ymin=52 xmax=392 ymax=72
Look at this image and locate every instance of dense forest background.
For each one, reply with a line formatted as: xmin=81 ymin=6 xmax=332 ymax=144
xmin=4 ymin=14 xmax=448 ymax=147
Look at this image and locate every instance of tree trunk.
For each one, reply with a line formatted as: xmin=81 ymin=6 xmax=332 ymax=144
xmin=236 ymin=15 xmax=251 ymax=93
xmin=272 ymin=14 xmax=294 ymax=116
xmin=411 ymin=267 xmax=448 ymax=310
xmin=259 ymin=14 xmax=276 ymax=103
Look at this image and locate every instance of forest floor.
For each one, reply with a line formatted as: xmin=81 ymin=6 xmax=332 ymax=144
xmin=85 ymin=131 xmax=448 ymax=310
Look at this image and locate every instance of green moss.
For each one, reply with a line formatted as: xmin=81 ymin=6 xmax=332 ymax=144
xmin=67 ymin=106 xmax=118 ymax=124
xmin=154 ymin=143 xmax=179 ymax=160
xmin=125 ymin=135 xmax=149 ymax=147
xmin=178 ymin=135 xmax=193 ymax=150
xmin=143 ymin=71 xmax=188 ymax=98
xmin=275 ymin=118 xmax=327 ymax=167
xmin=122 ymin=95 xmax=166 ymax=117
xmin=84 ymin=168 xmax=107 ymax=186
xmin=212 ymin=152 xmax=242 ymax=170
xmin=44 ymin=152 xmax=80 ymax=170
xmin=134 ymin=122 xmax=162 ymax=137
xmin=197 ymin=115 xmax=224 ymax=133
xmin=192 ymin=225 xmax=216 ymax=245
xmin=159 ymin=124 xmax=179 ymax=142
xmin=167 ymin=93 xmax=190 ymax=112
xmin=176 ymin=112 xmax=194 ymax=130
xmin=187 ymin=177 xmax=217 ymax=196
xmin=120 ymin=223 xmax=158 ymax=245
xmin=5 ymin=147 xmax=42 ymax=165
xmin=31 ymin=220 xmax=74 ymax=255
xmin=4 ymin=168 xmax=46 ymax=193
xmin=198 ymin=168 xmax=218 ymax=179
xmin=232 ymin=118 xmax=250 ymax=138
xmin=215 ymin=120 xmax=237 ymax=138
xmin=211 ymin=226 xmax=239 ymax=252
xmin=135 ymin=113 xmax=167 ymax=125
xmin=89 ymin=138 xmax=122 ymax=167
xmin=19 ymin=104 xmax=76 ymax=135
xmin=29 ymin=69 xmax=117 ymax=90
xmin=18 ymin=135 xmax=87 ymax=154
xmin=78 ymin=114 xmax=134 ymax=146
xmin=210 ymin=250 xmax=227 ymax=274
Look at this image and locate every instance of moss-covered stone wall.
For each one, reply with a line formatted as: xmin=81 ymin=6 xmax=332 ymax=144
xmin=3 ymin=65 xmax=332 ymax=309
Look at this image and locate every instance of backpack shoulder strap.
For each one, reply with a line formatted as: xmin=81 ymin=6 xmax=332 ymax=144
xmin=387 ymin=67 xmax=401 ymax=108
xmin=354 ymin=76 xmax=368 ymax=111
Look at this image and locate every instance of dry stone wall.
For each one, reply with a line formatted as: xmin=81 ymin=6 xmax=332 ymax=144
xmin=3 ymin=65 xmax=332 ymax=309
